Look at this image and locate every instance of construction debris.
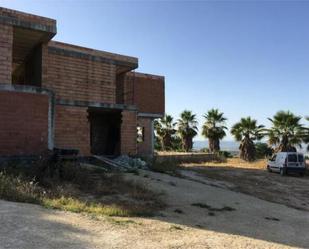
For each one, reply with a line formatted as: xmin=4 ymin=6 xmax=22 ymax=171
xmin=113 ymin=155 xmax=148 ymax=170
xmin=93 ymin=155 xmax=148 ymax=171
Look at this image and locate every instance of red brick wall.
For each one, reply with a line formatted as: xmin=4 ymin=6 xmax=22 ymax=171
xmin=54 ymin=105 xmax=90 ymax=156
xmin=0 ymin=91 xmax=49 ymax=155
xmin=121 ymin=110 xmax=137 ymax=155
xmin=0 ymin=24 xmax=13 ymax=84
xmin=42 ymin=43 xmax=117 ymax=103
xmin=137 ymin=117 xmax=153 ymax=156
xmin=124 ymin=72 xmax=165 ymax=114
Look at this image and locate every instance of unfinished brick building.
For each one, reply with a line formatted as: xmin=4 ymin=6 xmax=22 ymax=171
xmin=0 ymin=7 xmax=165 ymax=157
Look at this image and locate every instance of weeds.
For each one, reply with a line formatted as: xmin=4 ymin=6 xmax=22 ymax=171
xmin=174 ymin=209 xmax=183 ymax=214
xmin=170 ymin=225 xmax=183 ymax=230
xmin=0 ymin=172 xmax=43 ymax=204
xmin=0 ymin=160 xmax=165 ymax=217
xmin=107 ymin=218 xmax=138 ymax=226
xmin=191 ymin=203 xmax=236 ymax=212
xmin=43 ymin=197 xmax=136 ymax=216
xmin=265 ymin=217 xmax=280 ymax=221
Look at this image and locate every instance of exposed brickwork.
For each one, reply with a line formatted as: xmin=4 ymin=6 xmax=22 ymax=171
xmin=0 ymin=23 xmax=13 ymax=84
xmin=42 ymin=44 xmax=118 ymax=104
xmin=125 ymin=72 xmax=165 ymax=115
xmin=0 ymin=8 xmax=165 ymax=157
xmin=121 ymin=110 xmax=137 ymax=155
xmin=0 ymin=91 xmax=49 ymax=155
xmin=54 ymin=105 xmax=90 ymax=156
xmin=137 ymin=117 xmax=153 ymax=156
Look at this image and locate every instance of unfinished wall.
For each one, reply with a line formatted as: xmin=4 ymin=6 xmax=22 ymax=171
xmin=0 ymin=24 xmax=13 ymax=84
xmin=121 ymin=110 xmax=137 ymax=155
xmin=42 ymin=43 xmax=117 ymax=103
xmin=0 ymin=91 xmax=49 ymax=155
xmin=0 ymin=7 xmax=56 ymax=31
xmin=137 ymin=117 xmax=153 ymax=156
xmin=125 ymin=72 xmax=165 ymax=115
xmin=54 ymin=105 xmax=90 ymax=156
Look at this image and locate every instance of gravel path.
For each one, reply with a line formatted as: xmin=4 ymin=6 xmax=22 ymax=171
xmin=0 ymin=170 xmax=308 ymax=249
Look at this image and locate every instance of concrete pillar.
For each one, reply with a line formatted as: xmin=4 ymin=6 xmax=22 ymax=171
xmin=121 ymin=110 xmax=137 ymax=155
xmin=0 ymin=24 xmax=13 ymax=84
xmin=151 ymin=119 xmax=155 ymax=156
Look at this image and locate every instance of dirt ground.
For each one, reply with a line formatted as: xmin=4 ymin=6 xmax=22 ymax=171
xmin=181 ymin=158 xmax=309 ymax=211
xmin=0 ymin=167 xmax=309 ymax=249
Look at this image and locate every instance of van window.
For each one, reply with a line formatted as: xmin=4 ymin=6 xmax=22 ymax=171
xmin=298 ymin=154 xmax=304 ymax=163
xmin=288 ymin=154 xmax=297 ymax=162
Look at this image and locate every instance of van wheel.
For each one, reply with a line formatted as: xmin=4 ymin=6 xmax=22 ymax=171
xmin=299 ymin=173 xmax=304 ymax=177
xmin=267 ymin=165 xmax=272 ymax=172
xmin=280 ymin=168 xmax=286 ymax=176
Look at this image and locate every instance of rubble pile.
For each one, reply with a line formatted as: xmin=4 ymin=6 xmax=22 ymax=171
xmin=113 ymin=155 xmax=148 ymax=170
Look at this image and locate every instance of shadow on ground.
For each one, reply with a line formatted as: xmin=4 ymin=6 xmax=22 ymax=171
xmin=181 ymin=163 xmax=309 ymax=211
xmin=0 ymin=200 xmax=94 ymax=249
xmin=126 ymin=167 xmax=309 ymax=248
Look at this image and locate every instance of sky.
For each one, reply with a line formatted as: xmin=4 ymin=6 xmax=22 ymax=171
xmin=1 ymin=0 xmax=309 ymax=141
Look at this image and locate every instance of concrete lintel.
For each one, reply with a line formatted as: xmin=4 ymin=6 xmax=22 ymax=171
xmin=0 ymin=83 xmax=54 ymax=97
xmin=0 ymin=15 xmax=56 ymax=34
xmin=48 ymin=46 xmax=138 ymax=69
xmin=137 ymin=113 xmax=164 ymax=119
xmin=56 ymin=99 xmax=137 ymax=111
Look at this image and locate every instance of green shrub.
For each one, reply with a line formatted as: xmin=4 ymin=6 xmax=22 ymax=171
xmin=200 ymin=147 xmax=210 ymax=153
xmin=255 ymin=142 xmax=273 ymax=159
xmin=219 ymin=151 xmax=233 ymax=158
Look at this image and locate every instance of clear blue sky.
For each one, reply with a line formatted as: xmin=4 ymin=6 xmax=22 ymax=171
xmin=1 ymin=0 xmax=309 ymax=140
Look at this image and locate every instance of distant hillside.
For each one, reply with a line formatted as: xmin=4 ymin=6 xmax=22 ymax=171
xmin=194 ymin=140 xmax=308 ymax=155
xmin=193 ymin=140 xmax=240 ymax=152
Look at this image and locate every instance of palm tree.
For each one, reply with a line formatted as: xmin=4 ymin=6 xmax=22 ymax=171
xmin=267 ymin=111 xmax=304 ymax=152
xmin=302 ymin=117 xmax=309 ymax=151
xmin=154 ymin=114 xmax=177 ymax=151
xmin=202 ymin=109 xmax=227 ymax=153
xmin=231 ymin=117 xmax=264 ymax=161
xmin=177 ymin=110 xmax=198 ymax=152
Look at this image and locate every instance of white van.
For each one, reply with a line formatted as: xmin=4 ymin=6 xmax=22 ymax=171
xmin=267 ymin=152 xmax=306 ymax=176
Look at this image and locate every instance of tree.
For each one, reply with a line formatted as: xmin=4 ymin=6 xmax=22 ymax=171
xmin=202 ymin=108 xmax=227 ymax=153
xmin=231 ymin=117 xmax=264 ymax=161
xmin=154 ymin=114 xmax=177 ymax=151
xmin=267 ymin=111 xmax=304 ymax=152
xmin=302 ymin=117 xmax=309 ymax=151
xmin=177 ymin=110 xmax=198 ymax=152
xmin=255 ymin=142 xmax=273 ymax=159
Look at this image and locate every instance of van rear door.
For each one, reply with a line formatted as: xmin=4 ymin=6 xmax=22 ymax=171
xmin=287 ymin=154 xmax=298 ymax=167
xmin=298 ymin=154 xmax=305 ymax=168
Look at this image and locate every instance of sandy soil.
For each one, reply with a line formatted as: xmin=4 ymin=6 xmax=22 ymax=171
xmin=1 ymin=168 xmax=309 ymax=249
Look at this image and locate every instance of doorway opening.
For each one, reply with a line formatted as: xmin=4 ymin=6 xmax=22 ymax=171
xmin=88 ymin=108 xmax=121 ymax=156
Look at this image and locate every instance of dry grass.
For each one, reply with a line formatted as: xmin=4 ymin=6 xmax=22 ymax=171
xmin=182 ymin=158 xmax=267 ymax=170
xmin=43 ymin=197 xmax=137 ymax=217
xmin=0 ymin=161 xmax=165 ymax=217
xmin=156 ymin=151 xmax=212 ymax=156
